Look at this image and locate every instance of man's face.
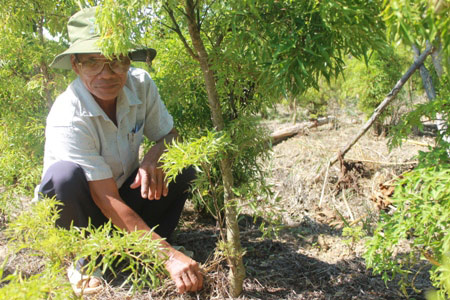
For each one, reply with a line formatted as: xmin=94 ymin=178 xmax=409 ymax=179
xmin=71 ymin=54 xmax=129 ymax=102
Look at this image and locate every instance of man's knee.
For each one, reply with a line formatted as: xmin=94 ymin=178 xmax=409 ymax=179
xmin=180 ymin=166 xmax=196 ymax=184
xmin=39 ymin=161 xmax=87 ymax=199
xmin=171 ymin=166 xmax=196 ymax=193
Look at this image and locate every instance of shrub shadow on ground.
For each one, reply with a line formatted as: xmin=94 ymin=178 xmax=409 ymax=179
xmin=171 ymin=209 xmax=432 ymax=300
xmin=0 ymin=207 xmax=432 ymax=300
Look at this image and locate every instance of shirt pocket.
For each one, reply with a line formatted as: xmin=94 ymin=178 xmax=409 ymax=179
xmin=128 ymin=122 xmax=144 ymax=158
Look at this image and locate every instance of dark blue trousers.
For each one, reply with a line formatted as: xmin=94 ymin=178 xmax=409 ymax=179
xmin=39 ymin=161 xmax=195 ymax=239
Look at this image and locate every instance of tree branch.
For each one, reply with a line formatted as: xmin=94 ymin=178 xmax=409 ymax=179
xmin=215 ymin=33 xmax=225 ymax=48
xmin=196 ymin=4 xmax=201 ymax=31
xmin=157 ymin=19 xmax=177 ymax=32
xmin=313 ymin=44 xmax=435 ymax=182
xmin=200 ymin=0 xmax=217 ymax=27
xmin=175 ymin=6 xmax=189 ymax=18
xmin=162 ymin=3 xmax=199 ymax=61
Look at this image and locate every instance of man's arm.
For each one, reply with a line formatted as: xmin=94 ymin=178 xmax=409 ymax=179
xmin=130 ymin=127 xmax=178 ymax=200
xmin=88 ymin=178 xmax=203 ymax=293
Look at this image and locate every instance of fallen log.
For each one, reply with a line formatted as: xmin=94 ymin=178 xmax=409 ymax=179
xmin=270 ymin=116 xmax=335 ymax=144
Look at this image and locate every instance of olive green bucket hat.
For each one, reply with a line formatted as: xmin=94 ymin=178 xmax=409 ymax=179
xmin=50 ymin=7 xmax=156 ymax=69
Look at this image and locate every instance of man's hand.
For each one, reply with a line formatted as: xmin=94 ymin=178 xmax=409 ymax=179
xmin=130 ymin=159 xmax=168 ymax=200
xmin=130 ymin=128 xmax=178 ymax=200
xmin=165 ymin=249 xmax=203 ymax=294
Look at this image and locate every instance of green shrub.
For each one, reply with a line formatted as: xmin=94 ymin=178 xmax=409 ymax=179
xmin=2 ymin=197 xmax=171 ymax=297
xmin=389 ymin=82 xmax=449 ymax=168
xmin=160 ymin=120 xmax=274 ymax=225
xmin=364 ymin=166 xmax=450 ymax=298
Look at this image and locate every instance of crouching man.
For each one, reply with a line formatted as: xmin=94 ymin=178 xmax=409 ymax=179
xmin=38 ymin=6 xmax=202 ymax=295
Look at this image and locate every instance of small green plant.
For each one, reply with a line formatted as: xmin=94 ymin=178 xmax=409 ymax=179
xmin=3 ymin=197 xmax=172 ymax=297
xmin=342 ymin=225 xmax=366 ymax=251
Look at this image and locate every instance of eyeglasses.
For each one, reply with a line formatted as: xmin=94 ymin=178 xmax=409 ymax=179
xmin=75 ymin=55 xmax=131 ymax=76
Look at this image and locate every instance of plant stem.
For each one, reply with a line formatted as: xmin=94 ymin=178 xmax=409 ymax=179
xmin=184 ymin=0 xmax=245 ymax=296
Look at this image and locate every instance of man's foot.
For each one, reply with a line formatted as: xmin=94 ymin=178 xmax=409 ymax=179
xmin=67 ymin=260 xmax=104 ymax=296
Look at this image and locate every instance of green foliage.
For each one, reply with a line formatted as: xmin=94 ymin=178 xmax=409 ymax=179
xmin=298 ymin=44 xmax=410 ymax=124
xmin=233 ymin=0 xmax=386 ymax=96
xmin=364 ymin=2 xmax=450 ymax=297
xmin=389 ymin=81 xmax=449 ymax=166
xmin=160 ymin=118 xmax=273 ymax=219
xmin=383 ymin=0 xmax=450 ymax=72
xmin=344 ymin=46 xmax=409 ymax=133
xmin=364 ymin=167 xmax=450 ymax=298
xmin=150 ymin=35 xmax=213 ymax=138
xmin=0 ymin=134 xmax=42 ymax=195
xmin=96 ymin=1 xmax=151 ymax=58
xmin=73 ymin=223 xmax=168 ymax=290
xmin=160 ymin=130 xmax=231 ymax=216
xmin=357 ymin=49 xmax=405 ymax=119
xmin=343 ymin=225 xmax=367 ymax=250
xmin=160 ymin=130 xmax=231 ymax=184
xmin=3 ymin=198 xmax=170 ymax=295
xmin=225 ymin=116 xmax=271 ymax=197
xmin=426 ymin=247 xmax=450 ymax=300
xmin=6 ymin=198 xmax=77 ymax=265
xmin=0 ymin=0 xmax=77 ymax=196
xmin=0 ymin=267 xmax=73 ymax=300
xmin=0 ymin=39 xmax=47 ymax=192
xmin=96 ymin=0 xmax=387 ymax=107
xmin=298 ymin=76 xmax=344 ymax=120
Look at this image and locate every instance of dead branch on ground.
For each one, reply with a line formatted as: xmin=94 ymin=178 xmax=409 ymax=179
xmin=270 ymin=116 xmax=335 ymax=144
xmin=313 ymin=44 xmax=434 ymax=183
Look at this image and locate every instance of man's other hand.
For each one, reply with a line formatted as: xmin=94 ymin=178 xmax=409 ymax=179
xmin=165 ymin=249 xmax=203 ymax=294
xmin=130 ymin=160 xmax=168 ymax=200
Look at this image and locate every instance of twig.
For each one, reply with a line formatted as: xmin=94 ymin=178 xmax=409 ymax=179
xmin=319 ymin=160 xmax=330 ymax=207
xmin=422 ymin=251 xmax=441 ymax=267
xmin=344 ymin=158 xmax=418 ymax=166
xmin=348 ymin=213 xmax=368 ymax=226
xmin=342 ymin=190 xmax=355 ymax=221
xmin=406 ymin=140 xmax=433 ymax=147
xmin=313 ymin=44 xmax=434 ymax=182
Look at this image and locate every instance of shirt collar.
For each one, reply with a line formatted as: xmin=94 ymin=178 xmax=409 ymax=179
xmin=117 ymin=85 xmax=142 ymax=122
xmin=71 ymin=76 xmax=142 ymax=121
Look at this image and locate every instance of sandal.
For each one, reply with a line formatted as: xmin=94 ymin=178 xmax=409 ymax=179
xmin=172 ymin=245 xmax=194 ymax=258
xmin=67 ymin=259 xmax=104 ymax=296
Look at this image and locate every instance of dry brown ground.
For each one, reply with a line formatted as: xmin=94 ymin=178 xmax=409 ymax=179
xmin=0 ymin=112 xmax=436 ymax=299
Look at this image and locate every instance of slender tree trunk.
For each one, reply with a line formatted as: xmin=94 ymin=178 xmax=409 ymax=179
xmin=430 ymin=42 xmax=443 ymax=78
xmin=184 ymin=0 xmax=245 ymax=296
xmin=413 ymin=43 xmax=449 ymax=145
xmin=412 ymin=44 xmax=436 ymax=100
xmin=37 ymin=18 xmax=53 ymax=110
